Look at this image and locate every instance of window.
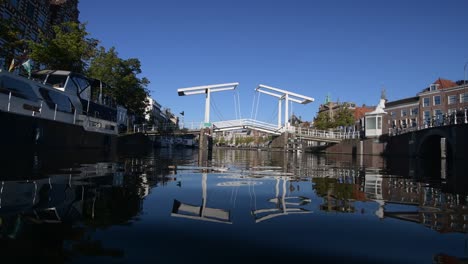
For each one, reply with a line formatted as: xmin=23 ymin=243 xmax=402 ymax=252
xmin=39 ymin=88 xmax=73 ymax=113
xmin=38 ymin=13 xmax=46 ymax=29
xmin=26 ymin=2 xmax=35 ymax=19
xmin=434 ymin=109 xmax=443 ymax=125
xmin=433 ymin=95 xmax=441 ymax=105
xmin=45 ymin=74 xmax=67 ymax=88
xmin=390 ymin=111 xmax=395 ymax=118
xmin=410 ymin=107 xmax=418 ymax=116
xmin=430 ymin=84 xmax=438 ymax=91
xmin=411 ymin=118 xmax=417 ymax=127
xmin=9 ymin=0 xmax=19 ymax=9
xmin=401 ymin=109 xmax=407 ymax=117
xmin=423 ymin=111 xmax=431 ymax=124
xmin=377 ymin=116 xmax=382 ymax=129
xmin=448 ymin=95 xmax=457 ymax=105
xmin=461 ymin=93 xmax=468 ymax=103
xmin=423 ymin=97 xmax=430 ymax=107
xmin=0 ymin=75 xmax=39 ymax=101
xmin=366 ymin=117 xmax=376 ymax=129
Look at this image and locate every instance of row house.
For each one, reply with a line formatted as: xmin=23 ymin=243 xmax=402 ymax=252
xmin=418 ymin=78 xmax=467 ymax=125
xmin=384 ymin=96 xmax=419 ymax=131
xmin=145 ymin=96 xmax=164 ymax=126
xmin=384 ymin=78 xmax=468 ymax=134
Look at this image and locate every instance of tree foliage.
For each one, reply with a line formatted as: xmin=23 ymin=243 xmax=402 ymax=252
xmin=313 ymin=111 xmax=333 ymax=130
xmin=313 ymin=105 xmax=355 ymax=130
xmin=87 ymin=47 xmax=149 ymax=115
xmin=333 ymin=106 xmax=354 ymax=128
xmin=28 ymin=22 xmax=97 ymax=73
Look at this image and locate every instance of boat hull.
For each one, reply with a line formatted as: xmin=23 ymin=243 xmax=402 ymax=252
xmin=0 ymin=110 xmax=117 ymax=152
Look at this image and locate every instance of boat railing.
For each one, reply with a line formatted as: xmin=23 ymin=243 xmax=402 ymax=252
xmin=2 ymin=91 xmax=81 ymax=125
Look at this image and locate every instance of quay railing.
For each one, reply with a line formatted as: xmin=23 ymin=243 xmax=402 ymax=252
xmin=388 ymin=109 xmax=468 ymax=136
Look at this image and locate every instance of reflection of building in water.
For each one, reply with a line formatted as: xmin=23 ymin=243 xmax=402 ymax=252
xmin=171 ymin=173 xmax=232 ymax=224
xmin=251 ymin=177 xmax=311 ymax=223
xmin=364 ymin=173 xmax=468 ymax=234
xmin=313 ymin=170 xmax=366 ymax=213
xmin=122 ymin=157 xmax=178 ymax=198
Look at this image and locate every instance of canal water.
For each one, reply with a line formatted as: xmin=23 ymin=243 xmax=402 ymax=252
xmin=0 ymin=148 xmax=466 ymax=264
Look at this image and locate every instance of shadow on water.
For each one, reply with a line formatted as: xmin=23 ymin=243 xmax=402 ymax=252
xmin=385 ymin=155 xmax=468 ymax=196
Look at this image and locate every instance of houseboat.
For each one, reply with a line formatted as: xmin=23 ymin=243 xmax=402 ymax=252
xmin=0 ymin=69 xmax=119 ymax=151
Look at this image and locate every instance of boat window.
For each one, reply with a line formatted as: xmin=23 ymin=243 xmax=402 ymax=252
xmin=39 ymin=88 xmax=73 ymax=113
xmin=45 ymin=74 xmax=67 ymax=88
xmin=0 ymin=75 xmax=39 ymax=102
xmin=71 ymin=76 xmax=91 ymax=93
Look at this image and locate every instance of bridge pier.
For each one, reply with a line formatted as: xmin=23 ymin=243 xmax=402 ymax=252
xmin=198 ymin=127 xmax=213 ymax=165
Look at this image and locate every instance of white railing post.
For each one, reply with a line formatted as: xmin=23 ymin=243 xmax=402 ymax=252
xmin=465 ymin=109 xmax=467 ymax=124
xmin=7 ymin=91 xmax=11 ymax=112
xmin=54 ymin=104 xmax=57 ymax=120
xmin=39 ymin=101 xmax=42 ymax=115
xmin=73 ymin=109 xmax=77 ymax=124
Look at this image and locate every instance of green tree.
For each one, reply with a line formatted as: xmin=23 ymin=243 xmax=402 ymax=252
xmin=334 ymin=106 xmax=354 ymax=128
xmin=28 ymin=22 xmax=98 ymax=73
xmin=313 ymin=111 xmax=333 ymax=130
xmin=87 ymin=47 xmax=149 ymax=115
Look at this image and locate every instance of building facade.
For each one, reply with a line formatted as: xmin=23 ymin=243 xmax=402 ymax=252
xmin=384 ymin=78 xmax=468 ymax=134
xmin=0 ymin=0 xmax=79 ymax=68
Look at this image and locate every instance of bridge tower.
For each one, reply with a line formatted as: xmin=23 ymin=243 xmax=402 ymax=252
xmin=178 ymin=82 xmax=239 ymax=127
xmin=255 ymin=84 xmax=315 ymax=129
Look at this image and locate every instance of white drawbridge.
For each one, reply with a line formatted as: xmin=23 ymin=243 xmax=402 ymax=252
xmin=177 ymin=82 xmax=315 ymax=135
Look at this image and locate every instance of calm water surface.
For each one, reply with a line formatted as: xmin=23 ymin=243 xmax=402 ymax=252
xmin=0 ymin=148 xmax=467 ymax=264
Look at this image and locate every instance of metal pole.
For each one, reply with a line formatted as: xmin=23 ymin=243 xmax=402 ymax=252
xmin=464 ymin=62 xmax=468 ymax=120
xmin=204 ymin=89 xmax=210 ymax=125
xmin=285 ymin=94 xmax=289 ymax=128
xmin=278 ymin=99 xmax=282 ymax=128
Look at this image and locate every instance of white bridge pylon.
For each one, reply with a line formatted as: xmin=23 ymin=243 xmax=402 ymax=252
xmin=178 ymin=82 xmax=239 ymax=127
xmin=255 ymin=84 xmax=315 ymax=128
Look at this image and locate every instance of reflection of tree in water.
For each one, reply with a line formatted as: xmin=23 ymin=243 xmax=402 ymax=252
xmin=313 ymin=178 xmax=356 ymax=213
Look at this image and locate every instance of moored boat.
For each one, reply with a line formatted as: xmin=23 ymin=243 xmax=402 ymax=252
xmin=0 ymin=69 xmax=119 ymax=151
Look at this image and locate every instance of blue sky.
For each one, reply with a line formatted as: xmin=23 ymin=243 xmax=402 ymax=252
xmin=79 ymin=0 xmax=468 ymax=126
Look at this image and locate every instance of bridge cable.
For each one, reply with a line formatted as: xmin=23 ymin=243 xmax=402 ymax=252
xmin=210 ymin=96 xmax=225 ymax=121
xmin=254 ymin=91 xmax=261 ymax=120
xmin=234 ymin=92 xmax=238 ymax=120
xmin=233 ymin=90 xmax=242 ymax=120
xmin=236 ymin=90 xmax=242 ymax=119
xmin=250 ymin=90 xmax=257 ymax=119
xmin=267 ymin=106 xmax=279 ymax=124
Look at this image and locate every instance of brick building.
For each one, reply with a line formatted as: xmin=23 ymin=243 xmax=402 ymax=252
xmin=384 ymin=78 xmax=468 ymax=134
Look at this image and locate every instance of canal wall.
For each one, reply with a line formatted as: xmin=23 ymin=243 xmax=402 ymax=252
xmin=383 ymin=123 xmax=468 ymax=160
xmin=322 ymin=138 xmax=385 ymax=156
xmin=269 ymin=133 xmax=288 ymax=149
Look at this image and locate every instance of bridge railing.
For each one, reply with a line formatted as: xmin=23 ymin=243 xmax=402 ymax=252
xmin=292 ymin=126 xmax=361 ymax=140
xmin=212 ymin=119 xmax=281 ymax=134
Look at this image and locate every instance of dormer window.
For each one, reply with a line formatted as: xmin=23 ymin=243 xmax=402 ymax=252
xmin=430 ymin=84 xmax=439 ymax=91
